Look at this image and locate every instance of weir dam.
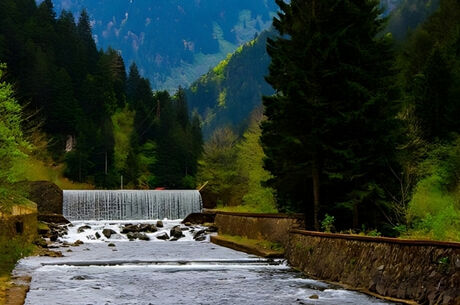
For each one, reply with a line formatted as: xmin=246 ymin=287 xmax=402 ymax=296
xmin=63 ymin=190 xmax=202 ymax=221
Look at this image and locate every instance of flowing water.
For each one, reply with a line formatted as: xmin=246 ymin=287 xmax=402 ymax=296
xmin=63 ymin=190 xmax=202 ymax=221
xmin=15 ymin=220 xmax=399 ymax=305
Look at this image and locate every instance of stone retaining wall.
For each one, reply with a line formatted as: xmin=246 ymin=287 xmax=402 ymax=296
xmin=214 ymin=212 xmax=304 ymax=246
xmin=287 ymin=230 xmax=460 ymax=305
xmin=0 ymin=204 xmax=38 ymax=244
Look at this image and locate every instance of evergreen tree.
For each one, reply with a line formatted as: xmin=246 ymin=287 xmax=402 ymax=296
xmin=262 ymin=0 xmax=400 ymax=229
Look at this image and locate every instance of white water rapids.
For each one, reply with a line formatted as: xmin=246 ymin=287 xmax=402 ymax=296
xmin=15 ymin=220 xmax=399 ymax=305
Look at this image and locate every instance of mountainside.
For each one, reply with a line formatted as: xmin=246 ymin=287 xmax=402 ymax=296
xmin=186 ymin=30 xmax=274 ymax=138
xmin=187 ymin=0 xmax=440 ymax=138
xmin=46 ymin=0 xmax=277 ymax=91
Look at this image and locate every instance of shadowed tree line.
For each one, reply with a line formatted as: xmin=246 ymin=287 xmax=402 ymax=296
xmin=0 ymin=0 xmax=203 ymax=189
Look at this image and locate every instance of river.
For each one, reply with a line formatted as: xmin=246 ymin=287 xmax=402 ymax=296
xmin=14 ymin=220 xmax=398 ymax=305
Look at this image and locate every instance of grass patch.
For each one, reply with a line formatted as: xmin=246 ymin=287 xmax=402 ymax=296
xmin=14 ymin=156 xmax=92 ymax=190
xmin=214 ymin=204 xmax=277 ymax=214
xmin=0 ymin=237 xmax=35 ymax=277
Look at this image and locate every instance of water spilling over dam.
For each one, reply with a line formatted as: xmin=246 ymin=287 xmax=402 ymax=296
xmin=63 ymin=190 xmax=202 ymax=220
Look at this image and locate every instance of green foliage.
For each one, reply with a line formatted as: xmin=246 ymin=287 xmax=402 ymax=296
xmin=0 ymin=236 xmax=34 ymax=276
xmin=406 ymin=139 xmax=460 ymax=241
xmin=261 ymin=0 xmax=401 ymax=230
xmin=186 ymin=30 xmax=274 ymax=138
xmin=112 ymin=107 xmax=135 ymax=173
xmin=0 ymin=64 xmax=30 ymax=211
xmin=198 ymin=111 xmax=277 ymax=213
xmin=0 ymin=3 xmax=203 ymax=190
xmin=321 ymin=214 xmax=336 ymax=233
xmin=198 ymin=128 xmax=241 ymax=206
xmin=236 ymin=115 xmax=277 ymax=213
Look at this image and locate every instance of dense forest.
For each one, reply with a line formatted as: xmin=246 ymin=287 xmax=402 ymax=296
xmin=1 ymin=0 xmax=459 ymax=241
xmin=0 ymin=0 xmax=203 ymax=191
xmin=197 ymin=0 xmax=460 ymax=241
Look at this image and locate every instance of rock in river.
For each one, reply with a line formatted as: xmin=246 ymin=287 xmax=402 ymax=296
xmin=102 ymin=229 xmax=117 ymax=239
xmin=170 ymin=226 xmax=184 ymax=239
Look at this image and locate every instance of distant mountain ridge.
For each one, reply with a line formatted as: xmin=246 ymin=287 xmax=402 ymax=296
xmin=186 ymin=0 xmax=440 ymax=138
xmin=46 ymin=0 xmax=277 ymax=91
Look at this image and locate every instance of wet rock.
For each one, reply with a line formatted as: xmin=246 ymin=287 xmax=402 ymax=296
xmin=193 ymin=229 xmax=206 ymax=241
xmin=71 ymin=275 xmax=91 ymax=280
xmin=77 ymin=225 xmax=91 ymax=233
xmin=181 ymin=227 xmax=189 ymax=231
xmin=67 ymin=249 xmax=73 ymax=252
xmin=121 ymin=223 xmax=156 ymax=234
xmin=125 ymin=232 xmax=150 ymax=241
xmin=138 ymin=224 xmax=157 ymax=233
xmin=156 ymin=220 xmax=164 ymax=228
xmin=49 ymin=234 xmax=58 ymax=242
xmin=184 ymin=222 xmax=192 ymax=226
xmin=108 ymin=243 xmax=116 ymax=247
xmin=309 ymin=295 xmax=319 ymax=299
xmin=121 ymin=224 xmax=139 ymax=234
xmin=33 ymin=237 xmax=48 ymax=248
xmin=206 ymin=225 xmax=218 ymax=233
xmin=170 ymin=226 xmax=184 ymax=239
xmin=170 ymin=237 xmax=179 ymax=241
xmin=42 ymin=250 xmax=63 ymax=257
xmin=182 ymin=213 xmax=215 ymax=225
xmin=95 ymin=232 xmax=101 ymax=239
xmin=72 ymin=240 xmax=84 ymax=246
xmin=194 ymin=235 xmax=206 ymax=242
xmin=137 ymin=233 xmax=150 ymax=241
xmin=156 ymin=233 xmax=169 ymax=240
xmin=102 ymin=229 xmax=117 ymax=239
xmin=126 ymin=232 xmax=136 ymax=241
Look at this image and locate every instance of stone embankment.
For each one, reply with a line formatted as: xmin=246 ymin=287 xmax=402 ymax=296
xmin=208 ymin=211 xmax=460 ymax=305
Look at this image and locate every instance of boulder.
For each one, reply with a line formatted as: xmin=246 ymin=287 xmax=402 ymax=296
xmin=108 ymin=243 xmax=116 ymax=247
xmin=95 ymin=232 xmax=101 ymax=239
xmin=72 ymin=240 xmax=84 ymax=246
xmin=16 ymin=181 xmax=63 ymax=215
xmin=77 ymin=225 xmax=91 ymax=233
xmin=206 ymin=225 xmax=218 ymax=233
xmin=194 ymin=235 xmax=206 ymax=242
xmin=156 ymin=233 xmax=169 ymax=240
xmin=138 ymin=224 xmax=157 ymax=233
xmin=170 ymin=226 xmax=184 ymax=239
xmin=182 ymin=213 xmax=215 ymax=225
xmin=126 ymin=232 xmax=150 ymax=241
xmin=156 ymin=220 xmax=164 ymax=228
xmin=102 ymin=229 xmax=116 ymax=239
xmin=137 ymin=233 xmax=150 ymax=241
xmin=121 ymin=224 xmax=141 ymax=233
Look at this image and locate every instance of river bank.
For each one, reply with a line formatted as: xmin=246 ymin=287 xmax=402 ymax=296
xmin=209 ymin=211 xmax=460 ymax=305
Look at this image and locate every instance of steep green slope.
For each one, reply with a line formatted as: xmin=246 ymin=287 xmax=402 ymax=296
xmin=186 ymin=30 xmax=274 ymax=138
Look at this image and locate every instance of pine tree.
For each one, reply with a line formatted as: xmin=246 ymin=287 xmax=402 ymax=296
xmin=262 ymin=0 xmax=400 ymax=229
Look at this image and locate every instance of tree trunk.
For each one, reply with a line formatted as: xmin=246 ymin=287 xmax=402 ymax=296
xmin=353 ymin=202 xmax=359 ymax=230
xmin=312 ymin=160 xmax=320 ymax=231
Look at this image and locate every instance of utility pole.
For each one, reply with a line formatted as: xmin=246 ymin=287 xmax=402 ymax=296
xmin=121 ymin=175 xmax=124 ymax=190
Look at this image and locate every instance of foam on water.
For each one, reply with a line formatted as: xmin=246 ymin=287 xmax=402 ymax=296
xmin=61 ymin=219 xmax=208 ymax=243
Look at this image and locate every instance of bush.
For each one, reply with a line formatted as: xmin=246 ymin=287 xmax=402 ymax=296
xmin=406 ymin=139 xmax=460 ymax=241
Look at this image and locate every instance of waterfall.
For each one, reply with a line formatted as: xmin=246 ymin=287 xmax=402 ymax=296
xmin=63 ymin=190 xmax=202 ymax=221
